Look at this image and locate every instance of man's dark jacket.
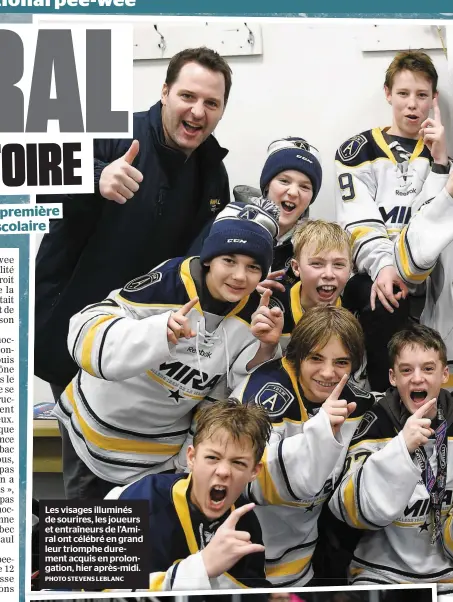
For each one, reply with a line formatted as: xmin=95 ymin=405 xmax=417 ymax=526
xmin=35 ymin=101 xmax=229 ymax=388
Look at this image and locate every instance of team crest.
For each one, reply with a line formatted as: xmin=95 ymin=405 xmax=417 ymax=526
xmin=346 ymin=380 xmax=372 ymax=400
xmin=238 ymin=207 xmax=258 ymax=221
xmin=292 ymin=139 xmax=310 ymax=151
xmin=351 ymin=410 xmax=377 ymax=442
xmin=338 ymin=134 xmax=367 ymax=163
xmin=124 ymin=272 xmax=162 ymax=292
xmin=256 ymin=382 xmax=294 ymax=417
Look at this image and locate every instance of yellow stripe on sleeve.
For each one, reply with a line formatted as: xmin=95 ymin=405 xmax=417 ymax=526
xmin=66 ymin=383 xmax=182 ymax=455
xmin=266 ymin=554 xmax=311 ymax=578
xmin=81 ymin=315 xmax=116 ymax=375
xmin=397 ymin=226 xmax=431 ymax=283
xmin=343 ymin=478 xmax=367 ymax=529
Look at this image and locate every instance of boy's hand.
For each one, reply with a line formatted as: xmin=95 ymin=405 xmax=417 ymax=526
xmin=167 ymin=297 xmax=198 ymax=345
xmin=251 ymin=289 xmax=284 ymax=346
xmin=419 ymin=97 xmax=448 ymax=166
xmin=370 ymin=265 xmax=409 ymax=313
xmin=201 ymin=503 xmax=264 ymax=578
xmin=402 ymin=398 xmax=436 ymax=453
xmin=99 ymin=140 xmax=144 ymax=204
xmin=256 ymin=270 xmax=286 ymax=295
xmin=322 ymin=374 xmax=356 ymax=435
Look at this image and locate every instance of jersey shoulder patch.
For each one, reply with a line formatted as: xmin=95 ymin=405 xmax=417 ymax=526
xmin=120 ymin=257 xmax=186 ymax=305
xmin=255 ymin=381 xmax=295 ymax=417
xmin=123 ymin=271 xmax=162 ymax=292
xmin=350 ymin=410 xmax=379 ymax=442
xmin=336 ymin=130 xmax=376 ymax=166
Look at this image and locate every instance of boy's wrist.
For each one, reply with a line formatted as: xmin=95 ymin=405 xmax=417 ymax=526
xmin=432 ymin=161 xmax=450 ymax=173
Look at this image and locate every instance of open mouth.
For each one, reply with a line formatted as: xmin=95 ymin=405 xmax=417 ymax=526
xmin=410 ymin=390 xmax=428 ymax=403
xmin=317 ymin=285 xmax=336 ymax=300
xmin=210 ymin=485 xmax=227 ymax=505
xmin=182 ymin=120 xmax=203 ymax=134
xmin=405 ymin=114 xmax=419 ymax=122
xmin=281 ymin=201 xmax=296 ymax=213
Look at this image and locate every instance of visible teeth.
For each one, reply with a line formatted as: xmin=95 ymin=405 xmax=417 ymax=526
xmin=213 ymin=485 xmax=226 ymax=491
xmin=319 ymin=286 xmax=335 ymax=292
xmin=184 ymin=121 xmax=202 ymax=130
xmin=315 ymin=380 xmax=338 ymax=387
xmin=282 ymin=201 xmax=296 ymax=210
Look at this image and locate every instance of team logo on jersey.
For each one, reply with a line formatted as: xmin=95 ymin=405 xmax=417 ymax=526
xmin=346 ymin=381 xmax=372 ymax=400
xmin=238 ymin=207 xmax=258 ymax=221
xmin=338 ymin=135 xmax=367 ymax=163
xmin=255 ymin=382 xmax=294 ymax=417
xmin=268 ymin=296 xmax=285 ymax=314
xmin=350 ymin=410 xmax=377 ymax=442
xmin=123 ymin=272 xmax=162 ymax=292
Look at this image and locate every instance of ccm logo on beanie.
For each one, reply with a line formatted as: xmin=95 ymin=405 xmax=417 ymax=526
xmin=227 ymin=238 xmax=247 ymax=243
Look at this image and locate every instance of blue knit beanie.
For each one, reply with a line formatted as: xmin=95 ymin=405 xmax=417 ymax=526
xmin=200 ymin=199 xmax=280 ymax=276
xmin=260 ymin=137 xmax=322 ymax=204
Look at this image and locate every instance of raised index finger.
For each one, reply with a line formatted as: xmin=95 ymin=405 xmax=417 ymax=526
xmin=259 ymin=289 xmax=271 ymax=308
xmin=433 ymin=96 xmax=441 ymax=123
xmin=223 ymin=503 xmax=256 ymax=529
xmin=179 ymin=296 xmax=199 ymax=316
xmin=327 ymin=373 xmax=349 ymax=401
xmin=413 ymin=397 xmax=437 ymax=419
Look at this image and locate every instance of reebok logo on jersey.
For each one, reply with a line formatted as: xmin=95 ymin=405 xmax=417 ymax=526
xmin=395 ymin=188 xmax=416 ymax=196
xmin=227 ymin=238 xmax=247 ymax=243
xmin=187 ymin=347 xmax=212 ymax=359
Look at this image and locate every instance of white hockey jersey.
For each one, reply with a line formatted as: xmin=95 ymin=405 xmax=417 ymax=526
xmin=394 ymin=185 xmax=453 ymax=389
xmin=329 ymin=389 xmax=453 ymax=593
xmin=104 ymin=473 xmax=268 ymax=591
xmin=233 ymin=357 xmax=376 ymax=586
xmin=335 ymin=128 xmax=449 ymax=280
xmin=53 ymin=257 xmax=268 ymax=485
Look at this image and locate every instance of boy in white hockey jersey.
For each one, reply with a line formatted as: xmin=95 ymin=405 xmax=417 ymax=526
xmin=336 ymin=50 xmax=451 ymax=391
xmin=105 ymin=401 xmax=272 ymax=591
xmin=330 ymin=324 xmax=453 ymax=593
xmin=53 ymin=200 xmax=284 ymax=499
xmin=394 ymin=170 xmax=453 ymax=389
xmin=233 ymin=306 xmax=377 ymax=586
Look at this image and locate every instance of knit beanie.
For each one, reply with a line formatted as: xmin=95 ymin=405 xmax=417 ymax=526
xmin=260 ymin=137 xmax=322 ymax=204
xmin=200 ymin=199 xmax=280 ymax=275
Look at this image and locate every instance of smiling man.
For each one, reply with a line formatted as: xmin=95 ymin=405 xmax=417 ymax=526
xmin=35 ymin=47 xmax=232 ymax=406
xmin=335 ymin=50 xmax=451 ymax=392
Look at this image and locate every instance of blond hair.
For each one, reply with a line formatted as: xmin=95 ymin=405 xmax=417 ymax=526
xmin=292 ymin=219 xmax=352 ymax=263
xmin=193 ymin=400 xmax=271 ymax=464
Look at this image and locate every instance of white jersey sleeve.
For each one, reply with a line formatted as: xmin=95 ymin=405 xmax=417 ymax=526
xmin=329 ymin=428 xmax=421 ymax=529
xmin=68 ymin=288 xmax=177 ymax=382
xmin=251 ymin=408 xmax=344 ymax=504
xmin=395 ymin=186 xmax=453 ymax=285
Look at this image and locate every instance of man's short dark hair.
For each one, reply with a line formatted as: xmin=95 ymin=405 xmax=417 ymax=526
xmin=388 ymin=323 xmax=447 ymax=368
xmin=165 ymin=47 xmax=233 ymax=104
